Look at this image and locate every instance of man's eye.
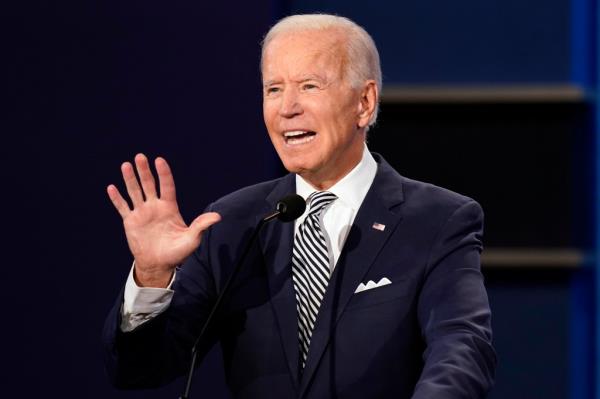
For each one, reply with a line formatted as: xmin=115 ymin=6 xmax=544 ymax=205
xmin=266 ymin=87 xmax=281 ymax=94
xmin=302 ymin=84 xmax=318 ymax=90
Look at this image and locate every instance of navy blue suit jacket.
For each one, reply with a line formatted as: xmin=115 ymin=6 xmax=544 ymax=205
xmin=103 ymin=153 xmax=496 ymax=398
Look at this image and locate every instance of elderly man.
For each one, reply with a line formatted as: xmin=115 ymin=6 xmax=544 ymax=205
xmin=103 ymin=14 xmax=496 ymax=399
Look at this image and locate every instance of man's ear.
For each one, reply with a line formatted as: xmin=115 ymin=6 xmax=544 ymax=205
xmin=357 ymin=80 xmax=378 ymax=129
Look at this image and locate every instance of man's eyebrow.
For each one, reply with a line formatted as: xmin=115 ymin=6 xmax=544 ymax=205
xmin=263 ymin=79 xmax=281 ymax=87
xmin=263 ymin=75 xmax=328 ymax=87
xmin=296 ymin=74 xmax=327 ymax=83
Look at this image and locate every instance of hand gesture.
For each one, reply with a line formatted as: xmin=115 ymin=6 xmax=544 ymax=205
xmin=107 ymin=154 xmax=221 ymax=288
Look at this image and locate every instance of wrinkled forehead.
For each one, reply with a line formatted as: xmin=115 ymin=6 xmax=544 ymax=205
xmin=261 ymin=29 xmax=348 ymax=81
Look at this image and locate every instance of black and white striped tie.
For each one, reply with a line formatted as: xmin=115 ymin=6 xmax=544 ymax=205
xmin=292 ymin=191 xmax=338 ymax=368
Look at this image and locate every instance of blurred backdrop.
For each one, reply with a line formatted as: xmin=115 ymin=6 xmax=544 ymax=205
xmin=4 ymin=0 xmax=599 ymax=398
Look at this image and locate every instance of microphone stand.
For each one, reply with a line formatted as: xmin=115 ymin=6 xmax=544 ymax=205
xmin=179 ymin=209 xmax=282 ymax=399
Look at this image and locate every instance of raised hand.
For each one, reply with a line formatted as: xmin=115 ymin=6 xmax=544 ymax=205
xmin=107 ymin=154 xmax=221 ymax=288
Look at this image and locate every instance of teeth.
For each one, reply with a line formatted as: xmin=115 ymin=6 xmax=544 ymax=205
xmin=287 ymin=134 xmax=315 ymax=145
xmin=284 ymin=130 xmax=307 ymax=137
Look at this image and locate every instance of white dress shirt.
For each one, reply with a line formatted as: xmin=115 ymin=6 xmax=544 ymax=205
xmin=294 ymin=146 xmax=376 ymax=270
xmin=121 ymin=145 xmax=377 ymax=332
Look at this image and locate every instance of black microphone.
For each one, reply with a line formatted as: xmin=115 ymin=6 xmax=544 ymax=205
xmin=264 ymin=194 xmax=306 ymax=223
xmin=179 ymin=194 xmax=305 ymax=399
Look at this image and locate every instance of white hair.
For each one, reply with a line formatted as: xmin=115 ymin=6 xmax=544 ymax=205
xmin=261 ymin=14 xmax=382 ymax=128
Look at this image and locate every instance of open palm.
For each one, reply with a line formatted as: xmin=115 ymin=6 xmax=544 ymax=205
xmin=107 ymin=154 xmax=221 ymax=287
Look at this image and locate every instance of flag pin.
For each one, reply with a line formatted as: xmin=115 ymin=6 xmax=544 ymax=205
xmin=372 ymin=222 xmax=386 ymax=231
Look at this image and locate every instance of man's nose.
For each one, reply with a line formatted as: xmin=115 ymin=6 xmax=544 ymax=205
xmin=279 ymin=88 xmax=302 ymax=118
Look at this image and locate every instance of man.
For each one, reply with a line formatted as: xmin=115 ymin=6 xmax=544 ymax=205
xmin=104 ymin=14 xmax=496 ymax=398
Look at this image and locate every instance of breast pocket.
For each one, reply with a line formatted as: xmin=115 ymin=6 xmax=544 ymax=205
xmin=346 ymin=278 xmax=412 ymax=310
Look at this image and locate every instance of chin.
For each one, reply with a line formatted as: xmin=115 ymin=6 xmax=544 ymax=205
xmin=277 ymin=144 xmax=327 ymax=174
xmin=280 ymin=160 xmax=306 ymax=174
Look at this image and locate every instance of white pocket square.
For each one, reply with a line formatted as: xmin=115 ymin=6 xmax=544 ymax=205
xmin=354 ymin=277 xmax=392 ymax=293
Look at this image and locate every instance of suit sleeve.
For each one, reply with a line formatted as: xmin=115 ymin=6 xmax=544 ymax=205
xmin=412 ymin=200 xmax=497 ymax=399
xmin=102 ymin=208 xmax=220 ymax=389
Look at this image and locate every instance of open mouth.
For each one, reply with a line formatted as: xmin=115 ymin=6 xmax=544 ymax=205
xmin=284 ymin=130 xmax=317 ymax=145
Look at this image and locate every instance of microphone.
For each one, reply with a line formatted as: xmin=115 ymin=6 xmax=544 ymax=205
xmin=179 ymin=194 xmax=305 ymax=399
xmin=264 ymin=194 xmax=306 ymax=223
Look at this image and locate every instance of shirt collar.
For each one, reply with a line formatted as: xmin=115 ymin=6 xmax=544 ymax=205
xmin=295 ymin=145 xmax=377 ymax=211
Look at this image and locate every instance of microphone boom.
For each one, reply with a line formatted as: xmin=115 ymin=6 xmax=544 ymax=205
xmin=179 ymin=194 xmax=305 ymax=399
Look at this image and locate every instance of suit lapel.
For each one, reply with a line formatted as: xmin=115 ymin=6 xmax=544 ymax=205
xmin=299 ymin=156 xmax=405 ymax=396
xmin=257 ymin=174 xmax=302 ymax=389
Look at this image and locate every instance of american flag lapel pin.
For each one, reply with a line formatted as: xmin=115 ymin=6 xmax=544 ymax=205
xmin=372 ymin=222 xmax=386 ymax=231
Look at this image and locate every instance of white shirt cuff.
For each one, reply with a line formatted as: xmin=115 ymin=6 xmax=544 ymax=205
xmin=120 ymin=263 xmax=176 ymax=332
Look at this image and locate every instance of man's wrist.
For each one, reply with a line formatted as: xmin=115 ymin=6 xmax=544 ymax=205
xmin=133 ymin=266 xmax=175 ymax=288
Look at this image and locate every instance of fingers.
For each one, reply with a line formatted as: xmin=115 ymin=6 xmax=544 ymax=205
xmin=106 ymin=184 xmax=131 ymax=218
xmin=190 ymin=212 xmax=222 ymax=236
xmin=119 ymin=153 xmax=161 ymax=208
xmin=113 ymin=154 xmax=176 ymax=212
xmin=156 ymin=157 xmax=177 ymax=202
xmin=121 ymin=161 xmax=144 ymax=207
xmin=135 ymin=154 xmax=157 ymax=199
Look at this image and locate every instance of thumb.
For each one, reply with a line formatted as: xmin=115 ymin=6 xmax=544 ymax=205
xmin=190 ymin=212 xmax=222 ymax=236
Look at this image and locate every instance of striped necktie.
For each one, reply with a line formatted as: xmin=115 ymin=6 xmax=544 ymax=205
xmin=291 ymin=191 xmax=338 ymax=368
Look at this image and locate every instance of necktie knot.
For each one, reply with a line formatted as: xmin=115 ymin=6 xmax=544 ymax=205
xmin=307 ymin=191 xmax=337 ymax=217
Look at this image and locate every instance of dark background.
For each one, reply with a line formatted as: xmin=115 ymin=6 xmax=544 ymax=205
xmin=4 ymin=0 xmax=597 ymax=398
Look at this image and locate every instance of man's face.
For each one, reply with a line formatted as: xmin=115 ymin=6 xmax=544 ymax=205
xmin=262 ymin=29 xmax=372 ymax=189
